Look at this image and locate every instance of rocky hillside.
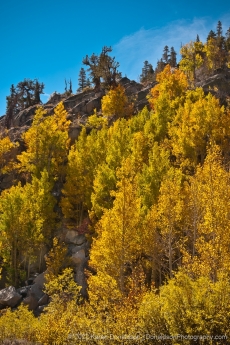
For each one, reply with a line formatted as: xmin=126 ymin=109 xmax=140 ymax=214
xmin=0 ymin=67 xmax=230 ymax=316
xmin=196 ymin=68 xmax=230 ymax=106
xmin=0 ymin=76 xmax=156 ymax=315
xmin=1 ymin=68 xmax=230 ymax=145
xmin=0 ymin=77 xmax=155 ymax=144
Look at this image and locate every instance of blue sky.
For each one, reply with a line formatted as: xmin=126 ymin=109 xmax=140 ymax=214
xmin=0 ymin=0 xmax=230 ymax=116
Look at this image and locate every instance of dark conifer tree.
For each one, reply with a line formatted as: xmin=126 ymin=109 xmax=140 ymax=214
xmin=64 ymin=79 xmax=73 ymax=96
xmin=226 ymin=27 xmax=230 ymax=51
xmin=207 ymin=30 xmax=216 ymax=41
xmin=216 ymin=21 xmax=223 ymax=38
xmin=169 ymin=47 xmax=177 ymax=67
xmin=162 ymin=45 xmax=170 ymax=64
xmin=140 ymin=60 xmax=149 ymax=80
xmin=64 ymin=79 xmax=68 ymax=93
xmin=5 ymin=84 xmax=17 ymax=129
xmin=140 ymin=61 xmax=154 ymax=83
xmin=4 ymin=79 xmax=44 ymax=128
xmin=148 ymin=64 xmax=155 ymax=78
xmin=78 ymin=68 xmax=87 ymax=92
xmin=82 ymin=46 xmax=121 ymax=90
xmin=69 ymin=79 xmax=73 ymax=94
xmin=155 ymin=58 xmax=165 ymax=74
xmin=34 ymin=80 xmax=44 ymax=104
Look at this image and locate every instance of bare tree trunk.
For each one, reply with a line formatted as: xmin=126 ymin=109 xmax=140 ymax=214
xmin=169 ymin=230 xmax=173 ymax=279
xmin=13 ymin=238 xmax=17 ymax=286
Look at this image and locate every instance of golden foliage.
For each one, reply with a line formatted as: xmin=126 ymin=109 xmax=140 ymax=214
xmin=0 ymin=135 xmax=18 ymax=174
xmin=0 ymin=170 xmax=55 ymax=285
xmin=2 ymin=38 xmax=230 ymax=341
xmin=17 ymin=102 xmax=70 ymax=180
xmin=179 ymin=41 xmax=205 ymax=81
xmin=102 ymin=84 xmax=133 ymax=119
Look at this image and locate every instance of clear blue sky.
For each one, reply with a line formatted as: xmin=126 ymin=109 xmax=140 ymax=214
xmin=0 ymin=0 xmax=230 ymax=116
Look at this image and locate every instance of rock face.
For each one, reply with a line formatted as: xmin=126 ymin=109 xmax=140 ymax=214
xmin=65 ymin=230 xmax=81 ymax=244
xmin=13 ymin=105 xmax=38 ymax=127
xmin=33 ymin=272 xmax=46 ymax=288
xmin=197 ymin=69 xmax=230 ymax=88
xmin=0 ymin=231 xmax=89 ymax=312
xmin=65 ymin=230 xmax=89 ymax=297
xmin=64 ymin=90 xmax=105 ymax=117
xmin=0 ymin=272 xmax=48 ymax=314
xmin=1 ymin=70 xmax=230 ymax=137
xmin=119 ymin=77 xmax=155 ymax=111
xmin=196 ymin=69 xmax=230 ymax=104
xmin=0 ymin=286 xmax=22 ymax=308
xmin=0 ymin=78 xmax=153 ymax=141
xmin=21 ymin=273 xmax=48 ymax=312
xmin=22 ymin=281 xmax=49 ymax=312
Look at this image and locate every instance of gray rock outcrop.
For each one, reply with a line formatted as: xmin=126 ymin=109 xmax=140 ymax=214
xmin=196 ymin=69 xmax=230 ymax=104
xmin=0 ymin=286 xmax=22 ymax=308
xmin=21 ymin=273 xmax=47 ymax=311
xmin=1 ymin=77 xmax=153 ymax=139
xmin=65 ymin=230 xmax=89 ymax=297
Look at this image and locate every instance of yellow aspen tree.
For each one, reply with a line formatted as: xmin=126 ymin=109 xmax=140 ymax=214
xmin=91 ymin=163 xmax=116 ymax=218
xmin=0 ymin=170 xmax=55 ymax=285
xmin=21 ymin=170 xmax=56 ymax=276
xmin=179 ymin=41 xmax=205 ymax=81
xmin=160 ymin=271 xmax=230 ymax=340
xmin=62 ymin=117 xmax=132 ymax=227
xmin=89 ymin=159 xmax=143 ymax=294
xmin=156 ymin=168 xmax=184 ymax=279
xmin=110 ymin=281 xmax=144 ymax=341
xmin=130 ymin=131 xmax=149 ymax=171
xmin=184 ymin=146 xmax=230 ymax=280
xmin=38 ymin=279 xmax=80 ymax=345
xmin=142 ymin=205 xmax=162 ymax=287
xmin=39 ymin=247 xmax=80 ymax=345
xmin=18 ymin=102 xmax=70 ymax=181
xmin=106 ymin=118 xmax=132 ymax=169
xmin=45 ymin=237 xmax=68 ymax=281
xmin=169 ymin=89 xmax=230 ymax=166
xmin=78 ymin=271 xmax=122 ymax=339
xmin=0 ymin=135 xmax=18 ymax=174
xmin=101 ymin=84 xmax=133 ymax=119
xmin=61 ymin=126 xmax=107 ymax=225
xmin=90 ymin=119 xmax=133 ymax=220
xmin=0 ymin=304 xmax=39 ymax=342
xmin=205 ymin=37 xmax=227 ymax=71
xmin=128 ymin=106 xmax=151 ymax=133
xmin=0 ymin=183 xmax=25 ymax=285
xmin=75 ymin=269 xmax=143 ymax=342
xmin=183 ymin=176 xmax=202 ymax=261
xmin=139 ymin=291 xmax=169 ymax=344
xmin=147 ymin=65 xmax=188 ymax=141
xmin=138 ymin=142 xmax=170 ymax=211
xmin=91 ymin=127 xmax=147 ymax=220
xmin=86 ymin=108 xmax=108 ymax=129
xmin=148 ymin=64 xmax=188 ymax=110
